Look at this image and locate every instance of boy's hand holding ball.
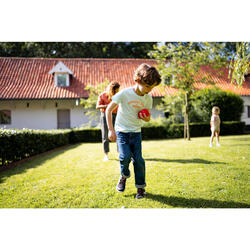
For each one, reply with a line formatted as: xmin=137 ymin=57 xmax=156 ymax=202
xmin=138 ymin=109 xmax=150 ymax=122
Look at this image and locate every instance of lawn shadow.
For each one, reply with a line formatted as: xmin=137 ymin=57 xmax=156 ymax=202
xmin=145 ymin=193 xmax=250 ymax=208
xmin=0 ymin=144 xmax=81 ymax=183
xmin=145 ymin=158 xmax=226 ymax=165
xmin=229 ymin=137 xmax=250 ymax=142
xmin=231 ymin=144 xmax=250 ymax=147
xmin=109 ymin=159 xmax=119 ymax=162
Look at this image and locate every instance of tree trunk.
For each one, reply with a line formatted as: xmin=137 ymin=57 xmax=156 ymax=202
xmin=186 ymin=112 xmax=190 ymax=140
xmin=184 ymin=92 xmax=190 ymax=140
xmin=184 ymin=113 xmax=187 ymax=139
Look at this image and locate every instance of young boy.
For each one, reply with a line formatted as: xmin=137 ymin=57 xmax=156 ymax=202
xmin=210 ymin=106 xmax=221 ymax=147
xmin=106 ymin=63 xmax=161 ymax=199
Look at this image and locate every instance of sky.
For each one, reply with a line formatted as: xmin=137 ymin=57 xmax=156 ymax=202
xmin=1 ymin=0 xmax=249 ymax=42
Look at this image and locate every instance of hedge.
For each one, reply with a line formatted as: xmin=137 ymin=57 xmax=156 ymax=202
xmin=69 ymin=128 xmax=101 ymax=143
xmin=142 ymin=121 xmax=245 ymax=140
xmin=0 ymin=121 xmax=245 ymax=166
xmin=0 ymin=129 xmax=71 ymax=166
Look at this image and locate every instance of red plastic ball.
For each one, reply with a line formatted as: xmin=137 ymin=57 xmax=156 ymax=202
xmin=138 ymin=109 xmax=150 ymax=119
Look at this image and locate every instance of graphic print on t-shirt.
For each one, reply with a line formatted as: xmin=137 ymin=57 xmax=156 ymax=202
xmin=128 ymin=100 xmax=145 ymax=109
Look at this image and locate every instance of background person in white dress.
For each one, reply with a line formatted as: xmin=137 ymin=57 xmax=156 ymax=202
xmin=210 ymin=106 xmax=221 ymax=147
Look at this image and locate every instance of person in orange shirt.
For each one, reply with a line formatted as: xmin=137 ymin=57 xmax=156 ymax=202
xmin=96 ymin=81 xmax=120 ymax=161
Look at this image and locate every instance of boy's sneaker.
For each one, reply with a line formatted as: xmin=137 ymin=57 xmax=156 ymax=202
xmin=116 ymin=176 xmax=126 ymax=192
xmin=209 ymin=143 xmax=213 ymax=147
xmin=217 ymin=143 xmax=221 ymax=147
xmin=135 ymin=188 xmax=146 ymax=199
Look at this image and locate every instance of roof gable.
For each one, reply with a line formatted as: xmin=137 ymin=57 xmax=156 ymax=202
xmin=48 ymin=61 xmax=73 ymax=75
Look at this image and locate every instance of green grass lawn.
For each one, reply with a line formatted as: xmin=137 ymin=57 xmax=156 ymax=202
xmin=0 ymin=135 xmax=249 ymax=208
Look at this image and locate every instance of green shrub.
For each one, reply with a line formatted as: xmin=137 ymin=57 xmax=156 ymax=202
xmin=193 ymin=87 xmax=244 ymax=122
xmin=220 ymin=121 xmax=246 ymax=135
xmin=0 ymin=129 xmax=70 ymax=166
xmin=70 ymin=128 xmax=101 ymax=143
xmin=142 ymin=125 xmax=168 ymax=139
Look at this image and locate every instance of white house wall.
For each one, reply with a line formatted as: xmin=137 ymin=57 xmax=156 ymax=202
xmin=1 ymin=96 xmax=249 ymax=130
xmin=151 ymin=98 xmax=165 ymax=119
xmin=241 ymin=96 xmax=250 ymax=126
xmin=0 ymin=100 xmax=90 ymax=130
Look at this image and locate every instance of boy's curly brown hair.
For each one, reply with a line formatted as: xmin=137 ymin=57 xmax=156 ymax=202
xmin=133 ymin=63 xmax=161 ymax=86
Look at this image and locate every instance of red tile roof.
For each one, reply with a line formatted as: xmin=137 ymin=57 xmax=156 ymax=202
xmin=193 ymin=65 xmax=250 ymax=96
xmin=0 ymin=57 xmax=249 ymax=100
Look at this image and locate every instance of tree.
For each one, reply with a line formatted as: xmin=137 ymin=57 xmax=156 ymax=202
xmin=149 ymin=42 xmax=228 ymax=140
xmin=0 ymin=42 xmax=31 ymax=57
xmin=80 ymin=80 xmax=109 ymax=127
xmin=0 ymin=42 xmax=157 ymax=58
xmin=157 ymin=93 xmax=203 ymax=124
xmin=228 ymin=42 xmax=250 ymax=86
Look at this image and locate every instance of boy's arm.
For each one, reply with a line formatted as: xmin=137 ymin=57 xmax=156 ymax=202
xmin=106 ymin=101 xmax=118 ymax=142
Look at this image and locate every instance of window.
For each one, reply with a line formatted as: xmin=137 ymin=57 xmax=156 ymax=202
xmin=55 ymin=73 xmax=69 ymax=87
xmin=0 ymin=110 xmax=11 ymax=124
xmin=162 ymin=75 xmax=175 ymax=85
xmin=245 ymin=74 xmax=250 ymax=82
xmin=49 ymin=61 xmax=73 ymax=87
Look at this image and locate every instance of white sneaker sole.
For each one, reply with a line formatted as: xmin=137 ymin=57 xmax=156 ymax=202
xmin=116 ymin=186 xmax=125 ymax=193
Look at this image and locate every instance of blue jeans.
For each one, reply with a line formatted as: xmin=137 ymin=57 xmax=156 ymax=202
xmin=116 ymin=131 xmax=146 ymax=188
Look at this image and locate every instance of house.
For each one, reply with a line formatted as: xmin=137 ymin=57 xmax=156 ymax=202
xmin=0 ymin=57 xmax=250 ymax=130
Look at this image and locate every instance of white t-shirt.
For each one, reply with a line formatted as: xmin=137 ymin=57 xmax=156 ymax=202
xmin=112 ymin=87 xmax=153 ymax=132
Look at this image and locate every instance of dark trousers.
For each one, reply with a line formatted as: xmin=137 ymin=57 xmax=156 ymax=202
xmin=100 ymin=112 xmax=116 ymax=153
